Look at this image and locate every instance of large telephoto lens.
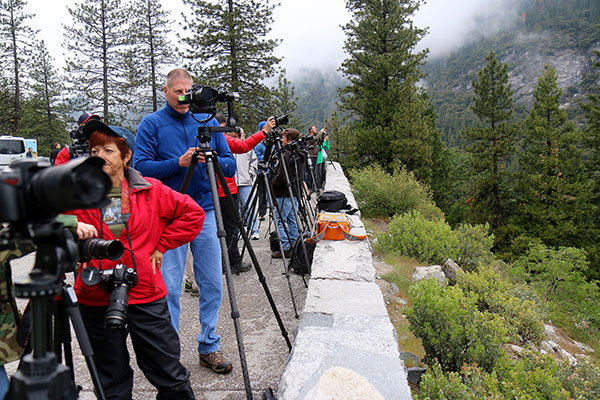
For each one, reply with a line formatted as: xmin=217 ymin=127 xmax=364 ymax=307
xmin=105 ymin=284 xmax=129 ymax=329
xmin=31 ymin=156 xmax=111 ymax=216
xmin=78 ymin=238 xmax=124 ymax=262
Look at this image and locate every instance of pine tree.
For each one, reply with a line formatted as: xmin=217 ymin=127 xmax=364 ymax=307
xmin=268 ymin=71 xmax=304 ymax=130
xmin=178 ymin=0 xmax=281 ymax=127
xmin=63 ymin=0 xmax=129 ymax=123
xmin=337 ymin=0 xmax=434 ymax=180
xmin=19 ymin=41 xmax=68 ymax=154
xmin=462 ymin=51 xmax=517 ymax=229
xmin=127 ymin=0 xmax=174 ymax=114
xmin=0 ymin=0 xmax=37 ymax=134
xmin=516 ymin=65 xmax=590 ymax=250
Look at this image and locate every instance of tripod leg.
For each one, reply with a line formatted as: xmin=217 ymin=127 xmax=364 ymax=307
xmin=214 ymin=162 xmax=295 ymax=347
xmin=61 ymin=285 xmax=107 ymax=400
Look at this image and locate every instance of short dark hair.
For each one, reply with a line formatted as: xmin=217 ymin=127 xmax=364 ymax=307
xmin=215 ymin=113 xmax=227 ymax=125
xmin=282 ymin=128 xmax=300 ymax=142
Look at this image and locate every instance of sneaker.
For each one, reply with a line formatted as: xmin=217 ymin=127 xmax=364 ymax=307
xmin=231 ymin=262 xmax=252 ymax=274
xmin=199 ymin=351 xmax=232 ymax=374
xmin=184 ymin=279 xmax=199 ymax=296
xmin=251 ymin=232 xmax=260 ymax=240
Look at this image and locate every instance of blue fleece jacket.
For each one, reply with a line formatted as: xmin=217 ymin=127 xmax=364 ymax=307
xmin=133 ymin=103 xmax=236 ymax=210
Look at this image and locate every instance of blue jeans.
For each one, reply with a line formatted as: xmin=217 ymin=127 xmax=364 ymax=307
xmin=0 ymin=365 xmax=7 ymax=400
xmin=237 ymin=185 xmax=258 ymax=235
xmin=275 ymin=197 xmax=299 ymax=251
xmin=162 ymin=209 xmax=223 ymax=354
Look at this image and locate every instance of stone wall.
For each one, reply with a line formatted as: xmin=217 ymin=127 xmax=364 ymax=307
xmin=278 ymin=162 xmax=412 ymax=399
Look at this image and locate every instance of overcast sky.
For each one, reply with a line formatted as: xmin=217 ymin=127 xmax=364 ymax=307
xmin=24 ymin=0 xmax=518 ymax=77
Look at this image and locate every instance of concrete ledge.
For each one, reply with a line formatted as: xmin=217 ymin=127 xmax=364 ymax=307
xmin=278 ymin=162 xmax=412 ymax=399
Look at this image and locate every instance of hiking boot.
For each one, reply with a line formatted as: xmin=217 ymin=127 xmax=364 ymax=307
xmin=272 ymin=249 xmax=291 ymax=259
xmin=231 ymin=262 xmax=252 ymax=274
xmin=184 ymin=279 xmax=199 ymax=296
xmin=199 ymin=351 xmax=232 ymax=374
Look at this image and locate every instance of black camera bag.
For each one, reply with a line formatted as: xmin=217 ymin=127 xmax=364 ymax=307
xmin=318 ymin=190 xmax=351 ymax=212
xmin=289 ymin=234 xmax=316 ymax=275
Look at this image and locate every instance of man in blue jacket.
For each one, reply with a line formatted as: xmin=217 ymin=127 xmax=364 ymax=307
xmin=133 ymin=68 xmax=236 ymax=374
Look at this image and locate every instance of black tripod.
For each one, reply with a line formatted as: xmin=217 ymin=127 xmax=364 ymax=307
xmin=179 ymin=123 xmax=292 ymax=400
xmin=8 ymin=225 xmax=106 ymax=400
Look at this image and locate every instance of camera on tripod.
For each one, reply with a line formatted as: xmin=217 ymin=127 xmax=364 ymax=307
xmin=274 ymin=115 xmax=289 ymax=128
xmin=69 ymin=126 xmax=90 ymax=159
xmin=178 ymin=85 xmax=239 ymax=115
xmin=80 ymin=264 xmax=138 ymax=329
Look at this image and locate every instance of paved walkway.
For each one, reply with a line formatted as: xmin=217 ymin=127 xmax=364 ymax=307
xmin=7 ymin=216 xmax=308 ymax=399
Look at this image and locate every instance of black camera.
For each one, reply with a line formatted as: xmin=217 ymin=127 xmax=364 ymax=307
xmin=274 ymin=115 xmax=289 ymax=127
xmin=77 ymin=238 xmax=124 ymax=262
xmin=69 ymin=126 xmax=89 ymax=159
xmin=178 ymin=85 xmax=239 ymax=115
xmin=81 ymin=264 xmax=138 ymax=329
xmin=0 ymin=157 xmax=111 ymax=223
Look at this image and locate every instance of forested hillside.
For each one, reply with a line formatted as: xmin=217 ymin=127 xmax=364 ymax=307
xmin=424 ymin=0 xmax=600 ymax=147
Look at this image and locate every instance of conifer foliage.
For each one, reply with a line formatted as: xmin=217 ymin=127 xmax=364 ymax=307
xmin=63 ymin=0 xmax=129 ymax=123
xmin=0 ymin=0 xmax=37 ymax=134
xmin=338 ymin=0 xmax=436 ymax=182
xmin=462 ymin=51 xmax=517 ymax=229
xmin=178 ymin=0 xmax=281 ymax=127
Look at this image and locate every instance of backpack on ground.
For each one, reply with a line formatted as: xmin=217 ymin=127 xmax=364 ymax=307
xmin=289 ymin=233 xmax=316 ymax=275
xmin=308 ymin=212 xmax=367 ymax=243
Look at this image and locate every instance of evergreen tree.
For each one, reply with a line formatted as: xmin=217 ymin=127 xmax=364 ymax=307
xmin=127 ymin=0 xmax=174 ymax=114
xmin=337 ymin=0 xmax=434 ymax=181
xmin=19 ymin=41 xmax=68 ymax=154
xmin=462 ymin=51 xmax=517 ymax=229
xmin=268 ymin=71 xmax=304 ymax=130
xmin=63 ymin=0 xmax=129 ymax=123
xmin=516 ymin=65 xmax=590 ymax=252
xmin=0 ymin=0 xmax=37 ymax=134
xmin=178 ymin=0 xmax=281 ymax=127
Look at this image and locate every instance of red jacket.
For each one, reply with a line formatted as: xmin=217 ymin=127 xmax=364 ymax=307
xmin=69 ymin=168 xmax=205 ymax=306
xmin=55 ymin=147 xmax=71 ymax=166
xmin=217 ymin=131 xmax=265 ymax=197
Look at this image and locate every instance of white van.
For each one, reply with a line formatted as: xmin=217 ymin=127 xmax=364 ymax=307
xmin=0 ymin=135 xmax=27 ymax=166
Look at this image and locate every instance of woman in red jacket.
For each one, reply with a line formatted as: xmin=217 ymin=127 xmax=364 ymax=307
xmin=70 ymin=120 xmax=204 ymax=400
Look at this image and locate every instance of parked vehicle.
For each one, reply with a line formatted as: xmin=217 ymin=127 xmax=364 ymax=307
xmin=0 ymin=136 xmax=27 ymax=166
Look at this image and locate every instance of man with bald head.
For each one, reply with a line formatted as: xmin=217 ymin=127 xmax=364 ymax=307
xmin=134 ymin=68 xmax=236 ymax=374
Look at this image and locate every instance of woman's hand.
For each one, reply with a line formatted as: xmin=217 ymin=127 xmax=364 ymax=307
xmin=76 ymin=222 xmax=98 ymax=240
xmin=150 ymin=249 xmax=163 ymax=274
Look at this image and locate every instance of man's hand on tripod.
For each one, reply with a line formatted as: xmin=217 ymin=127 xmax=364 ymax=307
xmin=179 ymin=147 xmax=206 ymax=167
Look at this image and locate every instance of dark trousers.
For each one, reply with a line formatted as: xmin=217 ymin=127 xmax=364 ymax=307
xmin=79 ymin=298 xmax=195 ymax=400
xmin=219 ymin=194 xmax=242 ymax=267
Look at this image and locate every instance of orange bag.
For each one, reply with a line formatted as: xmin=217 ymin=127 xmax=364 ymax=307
xmin=308 ymin=212 xmax=367 ymax=242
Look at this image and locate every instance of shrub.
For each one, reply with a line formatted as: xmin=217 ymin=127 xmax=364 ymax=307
xmin=378 ymin=211 xmax=460 ymax=265
xmin=407 ymin=279 xmax=508 ymax=373
xmin=454 ymin=223 xmax=495 ymax=271
xmin=457 ymin=267 xmax=545 ymax=344
xmin=349 ymin=164 xmax=443 ymax=219
xmin=378 ymin=211 xmax=495 ymax=269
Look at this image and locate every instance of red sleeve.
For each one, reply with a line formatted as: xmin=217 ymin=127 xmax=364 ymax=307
xmin=155 ymin=181 xmax=205 ymax=253
xmin=54 ymin=147 xmax=70 ymax=166
xmin=225 ymin=131 xmax=265 ymax=154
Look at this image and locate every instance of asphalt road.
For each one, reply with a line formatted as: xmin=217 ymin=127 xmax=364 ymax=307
xmin=6 ymin=216 xmax=307 ymax=399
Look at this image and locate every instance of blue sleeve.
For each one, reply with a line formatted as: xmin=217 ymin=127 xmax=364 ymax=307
xmin=206 ymin=118 xmax=236 ymax=178
xmin=254 ymin=143 xmax=265 ymax=161
xmin=133 ymin=117 xmax=181 ymax=179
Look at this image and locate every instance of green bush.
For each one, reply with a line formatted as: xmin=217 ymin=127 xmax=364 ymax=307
xmin=378 ymin=211 xmax=460 ymax=265
xmin=377 ymin=211 xmax=495 ymax=269
xmin=457 ymin=267 xmax=545 ymax=344
xmin=454 ymin=223 xmax=495 ymax=271
xmin=511 ymin=244 xmax=600 ymax=341
xmin=419 ymin=353 xmax=575 ymax=400
xmin=349 ymin=164 xmax=443 ymax=219
xmin=407 ymin=279 xmax=508 ymax=373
